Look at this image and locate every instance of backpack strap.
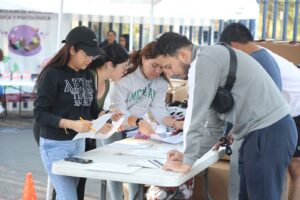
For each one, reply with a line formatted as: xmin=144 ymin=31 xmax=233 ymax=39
xmin=219 ymin=43 xmax=237 ymax=91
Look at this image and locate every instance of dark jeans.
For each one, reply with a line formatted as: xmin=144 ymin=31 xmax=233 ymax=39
xmin=239 ymin=115 xmax=297 ymax=200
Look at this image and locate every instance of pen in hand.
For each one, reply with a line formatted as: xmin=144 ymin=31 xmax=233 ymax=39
xmin=79 ymin=117 xmax=97 ymax=133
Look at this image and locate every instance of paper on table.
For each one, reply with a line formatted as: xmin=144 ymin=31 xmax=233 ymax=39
xmin=87 ymin=162 xmax=141 ymax=174
xmin=73 ymin=113 xmax=125 ymax=140
xmin=131 ymin=159 xmax=166 ymax=169
xmin=150 ymin=132 xmax=183 ymax=144
xmin=157 ymin=145 xmax=184 ymax=154
xmin=127 ymin=149 xmax=166 ymax=159
xmin=108 ymin=139 xmax=152 ymax=149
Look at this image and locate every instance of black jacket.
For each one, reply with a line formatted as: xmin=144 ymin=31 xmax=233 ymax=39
xmin=34 ymin=66 xmax=100 ymax=140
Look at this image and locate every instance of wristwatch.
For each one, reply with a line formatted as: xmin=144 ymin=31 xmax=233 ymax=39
xmin=135 ymin=118 xmax=143 ymax=126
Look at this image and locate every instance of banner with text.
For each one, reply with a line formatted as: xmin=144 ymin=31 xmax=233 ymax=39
xmin=0 ymin=10 xmax=58 ymax=77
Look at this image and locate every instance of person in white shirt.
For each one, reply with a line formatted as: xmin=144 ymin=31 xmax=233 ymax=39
xmin=219 ymin=23 xmax=300 ymax=200
xmin=266 ymin=50 xmax=300 ymax=200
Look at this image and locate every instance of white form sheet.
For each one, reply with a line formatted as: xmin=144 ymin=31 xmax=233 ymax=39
xmin=73 ymin=113 xmax=124 ymax=140
xmin=87 ymin=162 xmax=142 ymax=174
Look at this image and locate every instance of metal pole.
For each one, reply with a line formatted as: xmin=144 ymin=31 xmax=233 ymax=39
xmin=218 ymin=20 xmax=223 ymax=42
xmin=262 ymin=0 xmax=268 ymax=39
xmin=139 ymin=24 xmax=143 ymax=49
xmin=100 ymin=180 xmax=106 ymax=200
xmin=282 ymin=0 xmax=289 ymax=40
xmin=198 ymin=26 xmax=203 ymax=45
xmin=149 ymin=0 xmax=154 ymax=42
xmin=272 ymin=0 xmax=278 ymax=39
xmin=129 ymin=16 xmax=134 ymax=51
xmin=293 ymin=0 xmax=299 ymax=41
xmin=56 ymin=0 xmax=64 ymax=51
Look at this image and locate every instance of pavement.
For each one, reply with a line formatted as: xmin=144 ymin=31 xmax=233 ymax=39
xmin=0 ymin=112 xmax=107 ymax=200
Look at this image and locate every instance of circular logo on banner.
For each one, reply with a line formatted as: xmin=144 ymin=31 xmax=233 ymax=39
xmin=8 ymin=25 xmax=41 ymax=56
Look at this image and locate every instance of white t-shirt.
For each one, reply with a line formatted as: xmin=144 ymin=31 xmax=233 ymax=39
xmin=266 ymin=49 xmax=300 ymax=117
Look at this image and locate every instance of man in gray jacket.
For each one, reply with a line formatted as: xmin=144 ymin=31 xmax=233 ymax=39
xmin=154 ymin=32 xmax=297 ymax=200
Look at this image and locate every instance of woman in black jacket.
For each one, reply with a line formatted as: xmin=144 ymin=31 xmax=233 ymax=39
xmin=34 ymin=26 xmax=119 ymax=200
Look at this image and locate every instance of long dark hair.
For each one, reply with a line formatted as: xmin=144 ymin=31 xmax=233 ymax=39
xmin=126 ymin=41 xmax=169 ymax=82
xmin=36 ymin=44 xmax=80 ymax=84
xmin=88 ymin=43 xmax=129 ymax=70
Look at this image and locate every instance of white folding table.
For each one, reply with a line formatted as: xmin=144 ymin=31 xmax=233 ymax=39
xmin=52 ymin=138 xmax=225 ymax=200
xmin=0 ymin=79 xmax=35 ymax=118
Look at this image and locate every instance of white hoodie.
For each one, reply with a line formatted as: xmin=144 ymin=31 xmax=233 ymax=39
xmin=110 ymin=66 xmax=169 ymax=126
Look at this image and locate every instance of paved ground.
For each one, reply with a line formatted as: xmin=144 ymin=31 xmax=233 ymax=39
xmin=0 ymin=112 xmax=107 ymax=200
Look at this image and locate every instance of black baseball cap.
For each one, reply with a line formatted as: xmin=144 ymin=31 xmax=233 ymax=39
xmin=62 ymin=26 xmax=101 ymax=57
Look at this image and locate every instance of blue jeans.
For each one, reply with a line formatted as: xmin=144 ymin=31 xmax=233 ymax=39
xmin=101 ymin=132 xmax=139 ymax=200
xmin=40 ymin=137 xmax=85 ymax=200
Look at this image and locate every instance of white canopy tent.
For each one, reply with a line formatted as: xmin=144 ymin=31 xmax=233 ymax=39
xmin=0 ymin=0 xmax=259 ymax=50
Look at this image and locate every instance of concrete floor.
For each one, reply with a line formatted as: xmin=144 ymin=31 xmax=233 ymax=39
xmin=0 ymin=112 xmax=108 ymax=200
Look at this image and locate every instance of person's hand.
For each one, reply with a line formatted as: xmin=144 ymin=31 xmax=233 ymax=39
xmin=174 ymin=120 xmax=184 ymax=130
xmin=163 ymin=160 xmax=192 ymax=173
xmin=212 ymin=133 xmax=234 ymax=151
xmin=167 ymin=149 xmax=183 ymax=161
xmin=138 ymin=120 xmax=155 ymax=136
xmin=71 ymin=120 xmax=92 ymax=133
xmin=98 ymin=123 xmax=113 ymax=134
xmin=117 ymin=124 xmax=125 ymax=132
xmin=111 ymin=110 xmax=123 ymax=122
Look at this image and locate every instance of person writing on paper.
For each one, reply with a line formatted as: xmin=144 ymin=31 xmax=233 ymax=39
xmin=105 ymin=41 xmax=184 ymax=200
xmin=153 ymin=32 xmax=296 ymax=200
xmin=75 ymin=43 xmax=129 ymax=199
xmin=34 ymin=26 xmax=120 ymax=200
xmin=111 ymin=41 xmax=184 ymax=137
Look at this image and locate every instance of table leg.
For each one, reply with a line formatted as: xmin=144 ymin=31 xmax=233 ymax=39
xmin=19 ymin=86 xmax=21 ymax=118
xmin=137 ymin=184 xmax=144 ymax=200
xmin=100 ymin=180 xmax=107 ymax=200
xmin=204 ymin=168 xmax=213 ymax=200
xmin=3 ymin=86 xmax=7 ymax=118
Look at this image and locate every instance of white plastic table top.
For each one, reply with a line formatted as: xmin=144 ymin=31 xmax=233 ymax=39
xmin=52 ymin=138 xmax=225 ymax=187
xmin=0 ymin=79 xmax=35 ymax=87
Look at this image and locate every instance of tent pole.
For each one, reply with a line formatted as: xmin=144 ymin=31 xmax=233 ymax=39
xmin=57 ymin=0 xmax=64 ymax=51
xmin=149 ymin=0 xmax=154 ymax=42
xmin=129 ymin=16 xmax=134 ymax=51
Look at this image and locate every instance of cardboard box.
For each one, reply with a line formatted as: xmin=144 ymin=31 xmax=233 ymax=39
xmin=193 ymin=160 xmax=229 ymax=200
xmin=165 ymin=79 xmax=188 ymax=104
xmin=192 ymin=160 xmax=291 ymax=200
xmin=256 ymin=40 xmax=300 ymax=66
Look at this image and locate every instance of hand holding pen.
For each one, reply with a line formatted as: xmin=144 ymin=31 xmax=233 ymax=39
xmin=79 ymin=117 xmax=96 ymax=133
xmin=79 ymin=116 xmax=113 ymax=134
